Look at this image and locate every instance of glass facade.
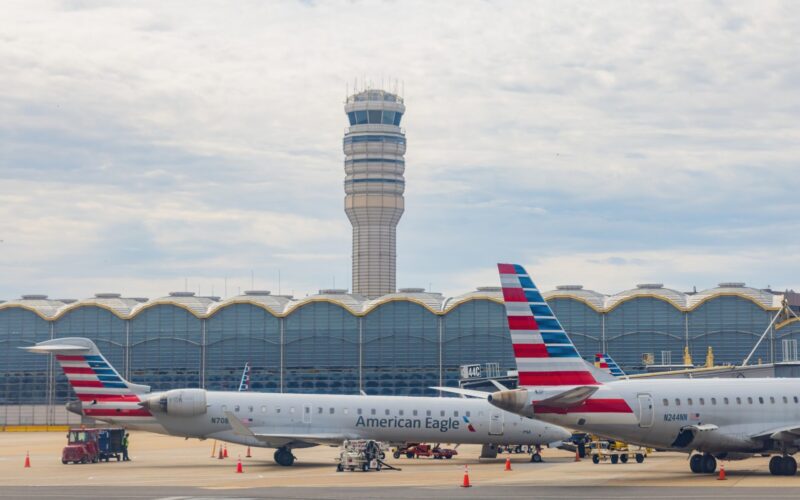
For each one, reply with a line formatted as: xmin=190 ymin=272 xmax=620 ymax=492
xmin=1 ymin=291 xmax=796 ymax=422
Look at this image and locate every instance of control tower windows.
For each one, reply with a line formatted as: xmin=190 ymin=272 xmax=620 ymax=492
xmin=347 ymin=112 xmax=356 ymax=125
xmin=393 ymin=112 xmax=402 ymax=126
xmin=355 ymin=110 xmax=368 ymax=124
xmin=381 ymin=111 xmax=395 ymax=124
xmin=368 ymin=110 xmax=382 ymax=124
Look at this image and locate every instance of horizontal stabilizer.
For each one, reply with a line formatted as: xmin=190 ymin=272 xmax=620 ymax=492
xmin=429 ymin=387 xmax=490 ymax=399
xmin=534 ymin=385 xmax=599 ymax=409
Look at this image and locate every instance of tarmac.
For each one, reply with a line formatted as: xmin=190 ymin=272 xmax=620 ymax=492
xmin=1 ymin=431 xmax=798 ymax=499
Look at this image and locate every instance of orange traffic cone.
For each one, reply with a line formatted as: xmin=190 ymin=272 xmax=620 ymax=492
xmin=574 ymin=449 xmax=581 ymax=462
xmin=246 ymin=446 xmax=251 ymax=458
xmin=236 ymin=456 xmax=243 ymax=474
xmin=504 ymin=457 xmax=512 ymax=471
xmin=24 ymin=451 xmax=30 ymax=468
xmin=218 ymin=446 xmax=224 ymax=460
xmin=461 ymin=465 xmax=472 ymax=488
xmin=718 ymin=463 xmax=726 ymax=480
xmin=223 ymin=444 xmax=228 ymax=458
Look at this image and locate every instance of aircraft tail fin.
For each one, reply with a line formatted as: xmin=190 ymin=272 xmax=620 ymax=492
xmin=594 ymin=353 xmax=626 ymax=377
xmin=23 ymin=337 xmax=151 ymax=419
xmin=498 ymin=263 xmax=599 ymax=387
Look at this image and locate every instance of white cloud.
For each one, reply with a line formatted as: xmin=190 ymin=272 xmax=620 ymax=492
xmin=1 ymin=1 xmax=799 ymax=300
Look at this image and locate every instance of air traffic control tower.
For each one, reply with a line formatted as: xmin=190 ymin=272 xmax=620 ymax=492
xmin=343 ymin=89 xmax=406 ymax=298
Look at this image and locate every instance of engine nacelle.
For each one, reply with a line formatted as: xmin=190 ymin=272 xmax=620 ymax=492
xmin=143 ymin=389 xmax=207 ymax=417
xmin=488 ymin=388 xmax=534 ymax=417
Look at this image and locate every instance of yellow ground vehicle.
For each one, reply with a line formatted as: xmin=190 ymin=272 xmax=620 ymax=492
xmin=589 ymin=440 xmax=648 ymax=464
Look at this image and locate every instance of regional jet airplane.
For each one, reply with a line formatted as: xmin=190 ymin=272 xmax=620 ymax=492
xmin=446 ymin=264 xmax=800 ymax=476
xmin=25 ymin=337 xmax=570 ymax=466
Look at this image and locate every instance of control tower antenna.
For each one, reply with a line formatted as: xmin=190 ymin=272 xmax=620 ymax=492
xmin=343 ymin=87 xmax=406 ymax=298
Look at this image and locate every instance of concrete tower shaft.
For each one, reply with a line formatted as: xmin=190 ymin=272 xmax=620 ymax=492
xmin=343 ymin=89 xmax=406 ymax=298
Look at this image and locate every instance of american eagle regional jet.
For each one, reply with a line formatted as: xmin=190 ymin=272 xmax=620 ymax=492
xmin=25 ymin=337 xmax=570 ymax=466
xmin=453 ymin=264 xmax=800 ymax=476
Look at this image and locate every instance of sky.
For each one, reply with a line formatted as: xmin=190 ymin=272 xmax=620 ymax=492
xmin=1 ymin=0 xmax=799 ymax=301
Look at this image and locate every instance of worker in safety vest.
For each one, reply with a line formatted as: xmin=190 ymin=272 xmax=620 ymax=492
xmin=122 ymin=433 xmax=130 ymax=461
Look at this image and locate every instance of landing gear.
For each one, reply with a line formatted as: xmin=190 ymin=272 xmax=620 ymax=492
xmin=531 ymin=445 xmax=543 ymax=463
xmin=689 ymin=453 xmax=716 ymax=474
xmin=769 ymin=455 xmax=797 ymax=476
xmin=690 ymin=454 xmax=702 ymax=473
xmin=274 ymin=447 xmax=295 ymax=467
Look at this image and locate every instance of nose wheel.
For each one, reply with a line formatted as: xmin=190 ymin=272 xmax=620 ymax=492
xmin=769 ymin=455 xmax=797 ymax=476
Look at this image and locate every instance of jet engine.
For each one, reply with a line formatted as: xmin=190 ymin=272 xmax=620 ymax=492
xmin=141 ymin=389 xmax=207 ymax=417
xmin=488 ymin=388 xmax=534 ymax=417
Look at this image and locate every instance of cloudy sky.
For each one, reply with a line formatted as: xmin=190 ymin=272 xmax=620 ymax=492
xmin=1 ymin=0 xmax=799 ymax=301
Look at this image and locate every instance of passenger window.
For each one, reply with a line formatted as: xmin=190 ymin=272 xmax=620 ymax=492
xmin=758 ymin=397 xmax=764 ymax=404
xmin=371 ymin=409 xmax=376 ymax=415
xmin=736 ymin=397 xmax=741 ymax=405
xmin=465 ymin=411 xmax=470 ymax=417
xmin=711 ymin=398 xmax=716 ymax=405
xmin=399 ymin=410 xmax=404 ymax=416
xmin=276 ymin=408 xmax=281 ymax=414
xmin=699 ymin=398 xmax=704 ymax=405
xmin=318 ymin=407 xmax=323 ymax=414
xmin=687 ymin=398 xmax=693 ymax=405
xmin=329 ymin=408 xmax=335 ymax=414
xmin=770 ymin=397 xmax=775 ymax=404
xmin=747 ymin=397 xmax=753 ymax=405
xmin=662 ymin=399 xmax=668 ymax=406
xmin=795 ymin=397 xmax=799 ymax=404
xmin=304 ymin=406 xmax=310 ymax=414
xmin=413 ymin=410 xmax=418 ymax=416
xmin=454 ymin=411 xmax=459 ymax=417
xmin=723 ymin=397 xmax=729 ymax=405
xmin=783 ymin=397 xmax=788 ymax=404
xmin=235 ymin=405 xmax=240 ymax=412
xmin=427 ymin=410 xmax=432 ymax=417
xmin=440 ymin=410 xmax=445 ymax=417
xmin=675 ymin=399 xmax=681 ymax=406
xmin=385 ymin=409 xmax=390 ymax=416
xmin=248 ymin=406 xmax=253 ymax=413
xmin=261 ymin=406 xmax=266 ymax=413
xmin=358 ymin=408 xmax=363 ymax=415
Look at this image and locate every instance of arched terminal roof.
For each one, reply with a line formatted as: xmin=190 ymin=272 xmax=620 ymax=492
xmin=605 ymin=284 xmax=688 ymax=310
xmin=0 ymin=282 xmax=787 ymax=320
xmin=544 ymin=285 xmax=606 ymax=310
xmin=0 ymin=295 xmax=66 ymax=319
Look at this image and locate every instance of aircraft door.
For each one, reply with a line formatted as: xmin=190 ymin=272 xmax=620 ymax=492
xmin=489 ymin=411 xmax=504 ymax=435
xmin=637 ymin=394 xmax=654 ymax=428
xmin=302 ymin=404 xmax=312 ymax=424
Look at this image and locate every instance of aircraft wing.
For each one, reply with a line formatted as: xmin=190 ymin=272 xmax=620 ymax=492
xmin=224 ymin=412 xmax=350 ymax=446
xmin=749 ymin=424 xmax=800 ymax=443
xmin=429 ymin=387 xmax=490 ymax=399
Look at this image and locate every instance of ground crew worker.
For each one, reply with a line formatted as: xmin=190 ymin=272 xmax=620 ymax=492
xmin=122 ymin=432 xmax=130 ymax=461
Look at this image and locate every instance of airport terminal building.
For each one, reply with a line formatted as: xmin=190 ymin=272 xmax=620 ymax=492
xmin=2 ymin=284 xmax=800 ymax=425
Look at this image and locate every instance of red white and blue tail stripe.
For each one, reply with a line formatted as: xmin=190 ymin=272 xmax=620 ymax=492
xmin=595 ymin=353 xmax=626 ymax=377
xmin=24 ymin=338 xmax=154 ymax=421
xmin=498 ymin=263 xmax=598 ymax=387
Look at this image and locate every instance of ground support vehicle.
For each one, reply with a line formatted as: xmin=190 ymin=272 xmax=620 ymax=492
xmin=98 ymin=428 xmax=126 ymax=462
xmin=62 ymin=429 xmax=101 ymax=464
xmin=589 ymin=440 xmax=648 ymax=464
xmin=392 ymin=443 xmax=457 ymax=459
xmin=336 ymin=440 xmax=397 ymax=472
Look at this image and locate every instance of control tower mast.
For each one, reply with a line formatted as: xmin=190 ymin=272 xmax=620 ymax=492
xmin=343 ymin=89 xmax=406 ymax=298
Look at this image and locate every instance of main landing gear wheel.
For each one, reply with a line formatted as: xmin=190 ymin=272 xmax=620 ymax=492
xmin=701 ymin=454 xmax=717 ymax=474
xmin=770 ymin=456 xmax=798 ymax=476
xmin=610 ymin=455 xmax=619 ymax=464
xmin=531 ymin=453 xmax=543 ymax=463
xmin=690 ymin=454 xmax=703 ymax=473
xmin=592 ymin=455 xmax=600 ymax=464
xmin=635 ymin=453 xmax=645 ymax=464
xmin=620 ymin=454 xmax=629 ymax=464
xmin=274 ymin=447 xmax=295 ymax=467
